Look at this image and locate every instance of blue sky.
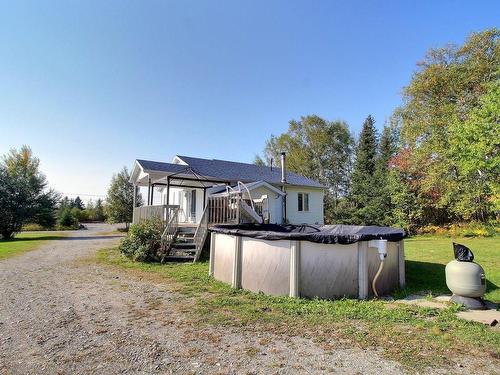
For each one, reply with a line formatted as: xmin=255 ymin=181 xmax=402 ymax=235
xmin=0 ymin=1 xmax=498 ymax=201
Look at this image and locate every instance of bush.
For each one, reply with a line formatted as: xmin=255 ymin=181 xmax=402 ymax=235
xmin=415 ymin=222 xmax=499 ymax=237
xmin=71 ymin=207 xmax=89 ymax=222
xmin=119 ymin=219 xmax=163 ymax=262
xmin=57 ymin=207 xmax=79 ymax=229
xmin=22 ymin=223 xmax=48 ymax=231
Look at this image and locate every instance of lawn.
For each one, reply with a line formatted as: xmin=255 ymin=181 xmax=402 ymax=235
xmin=0 ymin=232 xmax=66 ymax=260
xmin=404 ymin=236 xmax=499 ymax=303
xmin=97 ymin=237 xmax=500 ymax=371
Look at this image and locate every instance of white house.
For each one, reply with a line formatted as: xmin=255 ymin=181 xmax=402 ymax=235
xmin=130 ymin=154 xmax=325 ymax=226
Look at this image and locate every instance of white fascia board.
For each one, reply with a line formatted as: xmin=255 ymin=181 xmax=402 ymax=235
xmin=130 ymin=160 xmax=144 ymax=183
xmin=249 ymin=181 xmax=285 ymax=196
xmin=173 ymin=155 xmax=188 ymax=165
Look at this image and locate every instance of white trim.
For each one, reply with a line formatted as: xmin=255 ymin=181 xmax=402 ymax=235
xmin=247 ymin=181 xmax=286 ymax=196
xmin=130 ymin=160 xmax=145 ymax=183
xmin=297 ymin=192 xmax=310 ymax=212
xmin=173 ymin=155 xmax=188 ymax=165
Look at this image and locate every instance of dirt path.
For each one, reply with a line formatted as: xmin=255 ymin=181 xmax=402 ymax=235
xmin=0 ymin=224 xmax=478 ymax=374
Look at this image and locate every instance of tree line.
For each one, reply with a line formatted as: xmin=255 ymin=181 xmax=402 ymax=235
xmin=257 ymin=29 xmax=499 ymax=233
xmin=0 ymin=146 xmax=140 ymax=239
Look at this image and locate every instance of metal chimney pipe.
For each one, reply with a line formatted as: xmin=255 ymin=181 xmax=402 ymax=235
xmin=280 ymin=152 xmax=287 ymax=183
xmin=270 ymin=158 xmax=273 ymax=171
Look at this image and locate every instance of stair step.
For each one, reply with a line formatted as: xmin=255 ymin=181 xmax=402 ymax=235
xmin=172 ymin=243 xmax=196 ymax=249
xmin=178 ymin=227 xmax=196 ymax=233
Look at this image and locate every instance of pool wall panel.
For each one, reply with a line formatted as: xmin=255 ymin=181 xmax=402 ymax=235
xmin=212 ymin=233 xmax=235 ymax=284
xmin=210 ymin=232 xmax=404 ymax=300
xmin=240 ymin=238 xmax=290 ymax=296
xmin=300 ymin=242 xmax=359 ymax=299
xmin=367 ymin=242 xmax=399 ymax=296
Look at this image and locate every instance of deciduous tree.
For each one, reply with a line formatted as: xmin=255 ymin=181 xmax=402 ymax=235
xmin=396 ymin=28 xmax=499 ymax=224
xmin=105 ymin=167 xmax=141 ymax=228
xmin=262 ymin=115 xmax=354 ymax=223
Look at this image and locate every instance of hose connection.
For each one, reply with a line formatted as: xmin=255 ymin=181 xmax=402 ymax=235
xmin=368 ymin=240 xmax=388 ymax=297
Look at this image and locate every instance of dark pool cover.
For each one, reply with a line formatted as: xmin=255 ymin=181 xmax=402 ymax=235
xmin=209 ymin=223 xmax=405 ymax=244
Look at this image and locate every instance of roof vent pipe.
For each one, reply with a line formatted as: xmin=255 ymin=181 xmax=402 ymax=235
xmin=280 ymin=152 xmax=287 ymax=183
xmin=270 ymin=158 xmax=273 ymax=171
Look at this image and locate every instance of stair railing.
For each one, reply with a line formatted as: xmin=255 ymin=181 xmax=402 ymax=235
xmin=192 ymin=205 xmax=209 ymax=262
xmin=160 ymin=206 xmax=179 ymax=259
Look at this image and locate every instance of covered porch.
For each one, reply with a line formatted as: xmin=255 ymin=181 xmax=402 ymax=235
xmin=129 ymin=159 xmax=272 ymax=262
xmin=130 ymin=160 xmax=230 ymax=225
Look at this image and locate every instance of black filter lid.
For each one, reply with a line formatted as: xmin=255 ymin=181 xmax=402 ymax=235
xmin=453 ymin=242 xmax=474 ymax=262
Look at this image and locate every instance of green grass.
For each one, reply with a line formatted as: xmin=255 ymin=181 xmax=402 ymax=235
xmin=97 ymin=246 xmax=500 ymax=370
xmin=0 ymin=232 xmax=66 ymax=260
xmin=404 ymin=236 xmax=500 ymax=302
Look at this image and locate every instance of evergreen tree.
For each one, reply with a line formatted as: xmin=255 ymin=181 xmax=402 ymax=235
xmin=94 ymin=198 xmax=106 ymax=222
xmin=0 ymin=146 xmax=59 ymax=238
xmin=375 ymin=125 xmax=396 ymax=225
xmin=349 ymin=115 xmax=383 ymax=225
xmin=60 ymin=196 xmax=71 ymax=209
xmin=74 ymin=196 xmax=84 ymax=210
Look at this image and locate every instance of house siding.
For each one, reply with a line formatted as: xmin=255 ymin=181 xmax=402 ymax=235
xmin=284 ymin=187 xmax=324 ymax=225
xmin=161 ymin=187 xmax=204 ymax=223
xmin=247 ymin=185 xmax=283 ymax=224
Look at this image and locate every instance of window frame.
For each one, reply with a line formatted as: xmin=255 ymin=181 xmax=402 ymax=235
xmin=297 ymin=192 xmax=310 ymax=212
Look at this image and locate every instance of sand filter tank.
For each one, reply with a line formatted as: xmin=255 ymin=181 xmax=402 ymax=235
xmin=445 ymin=243 xmax=487 ymax=310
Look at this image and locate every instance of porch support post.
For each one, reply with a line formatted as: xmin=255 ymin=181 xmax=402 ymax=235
xmin=147 ymin=177 xmax=151 ymax=206
xmin=166 ymin=176 xmax=170 ymax=206
xmin=203 ymin=188 xmax=207 ymax=208
xmin=150 ymin=184 xmax=155 ymax=205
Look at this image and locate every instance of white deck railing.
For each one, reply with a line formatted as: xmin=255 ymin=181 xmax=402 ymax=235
xmin=132 ymin=205 xmax=180 ymax=225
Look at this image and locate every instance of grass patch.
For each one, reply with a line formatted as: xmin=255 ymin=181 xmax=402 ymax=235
xmin=0 ymin=232 xmax=66 ymax=260
xmin=404 ymin=236 xmax=500 ymax=302
xmin=97 ymin=247 xmax=500 ymax=370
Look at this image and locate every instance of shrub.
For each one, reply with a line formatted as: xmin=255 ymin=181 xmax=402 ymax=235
xmin=22 ymin=223 xmax=47 ymax=231
xmin=57 ymin=207 xmax=79 ymax=229
xmin=71 ymin=207 xmax=89 ymax=222
xmin=415 ymin=222 xmax=498 ymax=237
xmin=119 ymin=219 xmax=163 ymax=262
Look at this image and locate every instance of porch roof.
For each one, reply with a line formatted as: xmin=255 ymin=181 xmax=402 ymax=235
xmin=131 ymin=159 xmax=228 ymax=188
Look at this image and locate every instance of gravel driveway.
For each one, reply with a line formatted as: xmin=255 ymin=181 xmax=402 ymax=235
xmin=0 ymin=223 xmax=488 ymax=374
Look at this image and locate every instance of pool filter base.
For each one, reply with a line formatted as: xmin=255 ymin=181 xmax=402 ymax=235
xmin=451 ymin=295 xmax=487 ymax=310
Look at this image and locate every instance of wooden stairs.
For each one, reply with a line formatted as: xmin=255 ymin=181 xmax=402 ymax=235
xmin=162 ymin=226 xmax=199 ymax=262
xmin=160 ymin=188 xmax=267 ymax=263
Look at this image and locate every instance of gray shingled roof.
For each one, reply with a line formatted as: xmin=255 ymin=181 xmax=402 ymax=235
xmin=135 ymin=156 xmax=323 ymax=188
xmin=136 ymin=160 xmax=190 ymax=174
xmin=177 ymin=155 xmax=323 ymax=188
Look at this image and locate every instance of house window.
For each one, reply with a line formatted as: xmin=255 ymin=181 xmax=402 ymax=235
xmin=190 ymin=190 xmax=197 ymax=217
xmin=298 ymin=193 xmax=309 ymax=212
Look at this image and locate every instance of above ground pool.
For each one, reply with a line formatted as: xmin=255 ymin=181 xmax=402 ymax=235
xmin=208 ymin=224 xmax=406 ymax=299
